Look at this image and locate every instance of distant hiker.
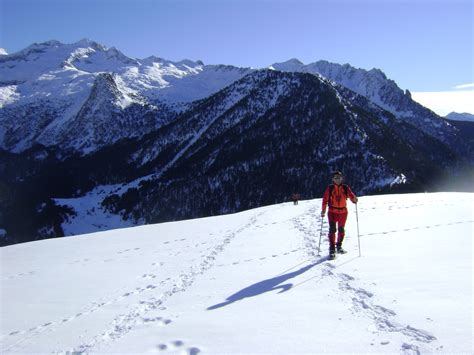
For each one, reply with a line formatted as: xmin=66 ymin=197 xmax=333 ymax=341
xmin=321 ymin=171 xmax=358 ymax=259
xmin=292 ymin=193 xmax=301 ymax=205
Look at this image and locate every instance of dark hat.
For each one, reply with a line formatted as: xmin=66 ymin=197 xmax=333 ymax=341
xmin=332 ymin=170 xmax=343 ymax=177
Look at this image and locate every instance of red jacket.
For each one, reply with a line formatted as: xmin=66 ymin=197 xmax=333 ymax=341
xmin=322 ymin=184 xmax=357 ymax=214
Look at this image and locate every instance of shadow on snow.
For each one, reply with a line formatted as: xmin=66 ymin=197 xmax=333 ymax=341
xmin=207 ymin=257 xmax=328 ymax=310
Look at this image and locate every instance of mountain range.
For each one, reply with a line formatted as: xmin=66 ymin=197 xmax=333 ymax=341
xmin=0 ymin=39 xmax=472 ymax=245
xmin=445 ymin=112 xmax=474 ymax=122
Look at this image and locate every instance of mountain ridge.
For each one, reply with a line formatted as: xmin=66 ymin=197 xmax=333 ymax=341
xmin=0 ymin=39 xmax=464 ymax=155
xmin=0 ymin=39 xmax=253 ymax=154
xmin=0 ymin=40 xmax=472 ymax=246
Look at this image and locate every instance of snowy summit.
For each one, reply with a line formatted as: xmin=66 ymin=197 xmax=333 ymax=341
xmin=1 ymin=192 xmax=472 ymax=354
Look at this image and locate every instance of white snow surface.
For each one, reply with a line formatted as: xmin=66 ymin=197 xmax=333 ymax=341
xmin=53 ymin=184 xmax=137 ymax=236
xmin=53 ymin=175 xmax=158 ymax=236
xmin=0 ymin=40 xmax=251 ymax=107
xmin=1 ymin=192 xmax=472 ymax=354
xmin=0 ymin=85 xmax=19 ymax=108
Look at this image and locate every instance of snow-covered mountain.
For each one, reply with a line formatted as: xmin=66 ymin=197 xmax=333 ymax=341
xmin=99 ymin=70 xmax=457 ymax=227
xmin=445 ymin=111 xmax=474 ymax=122
xmin=1 ymin=193 xmax=472 ymax=353
xmin=0 ymin=39 xmax=251 ymax=154
xmin=0 ymin=39 xmax=464 ymax=157
xmin=1 ymin=68 xmax=471 ymax=246
xmin=0 ymin=48 xmax=7 ymax=56
xmin=270 ymin=59 xmax=458 ymax=148
xmin=0 ymin=40 xmax=465 ymax=156
xmin=271 ymin=58 xmax=409 ymax=114
xmin=1 ymin=40 xmax=473 ymax=246
xmin=0 ymin=39 xmax=250 ymax=106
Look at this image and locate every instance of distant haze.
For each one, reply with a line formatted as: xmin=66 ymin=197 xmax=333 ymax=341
xmin=411 ymin=90 xmax=474 ymax=116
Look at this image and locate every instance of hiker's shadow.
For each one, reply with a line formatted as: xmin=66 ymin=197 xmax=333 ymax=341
xmin=207 ymin=257 xmax=328 ymax=310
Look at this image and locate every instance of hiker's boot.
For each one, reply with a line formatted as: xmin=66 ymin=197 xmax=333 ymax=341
xmin=336 ymin=244 xmax=347 ymax=254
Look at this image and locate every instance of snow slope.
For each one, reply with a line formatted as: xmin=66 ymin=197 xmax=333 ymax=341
xmin=1 ymin=193 xmax=472 ymax=354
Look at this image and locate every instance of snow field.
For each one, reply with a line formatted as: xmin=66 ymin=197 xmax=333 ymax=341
xmin=0 ymin=192 xmax=472 ymax=354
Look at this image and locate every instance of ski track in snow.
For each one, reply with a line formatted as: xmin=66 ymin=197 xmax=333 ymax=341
xmin=3 ymin=195 xmax=470 ymax=353
xmin=2 ymin=237 xmax=198 ymax=352
xmin=1 ymin=205 xmax=292 ymax=352
xmin=3 ymin=232 xmax=240 ymax=354
xmin=291 ymin=202 xmax=440 ymax=354
xmin=2 ymin=259 xmax=175 ymax=352
xmin=66 ymin=211 xmax=266 ymax=354
xmin=359 ymin=219 xmax=473 ymax=238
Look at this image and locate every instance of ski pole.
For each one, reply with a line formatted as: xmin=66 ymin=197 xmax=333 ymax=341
xmin=317 ymin=216 xmax=324 ymax=256
xmin=356 ymin=202 xmax=361 ymax=257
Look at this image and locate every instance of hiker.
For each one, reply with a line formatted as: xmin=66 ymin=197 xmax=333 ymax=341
xmin=291 ymin=192 xmax=300 ymax=205
xmin=321 ymin=171 xmax=358 ymax=259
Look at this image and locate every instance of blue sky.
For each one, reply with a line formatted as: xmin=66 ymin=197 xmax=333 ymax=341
xmin=1 ymin=0 xmax=472 ymax=94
